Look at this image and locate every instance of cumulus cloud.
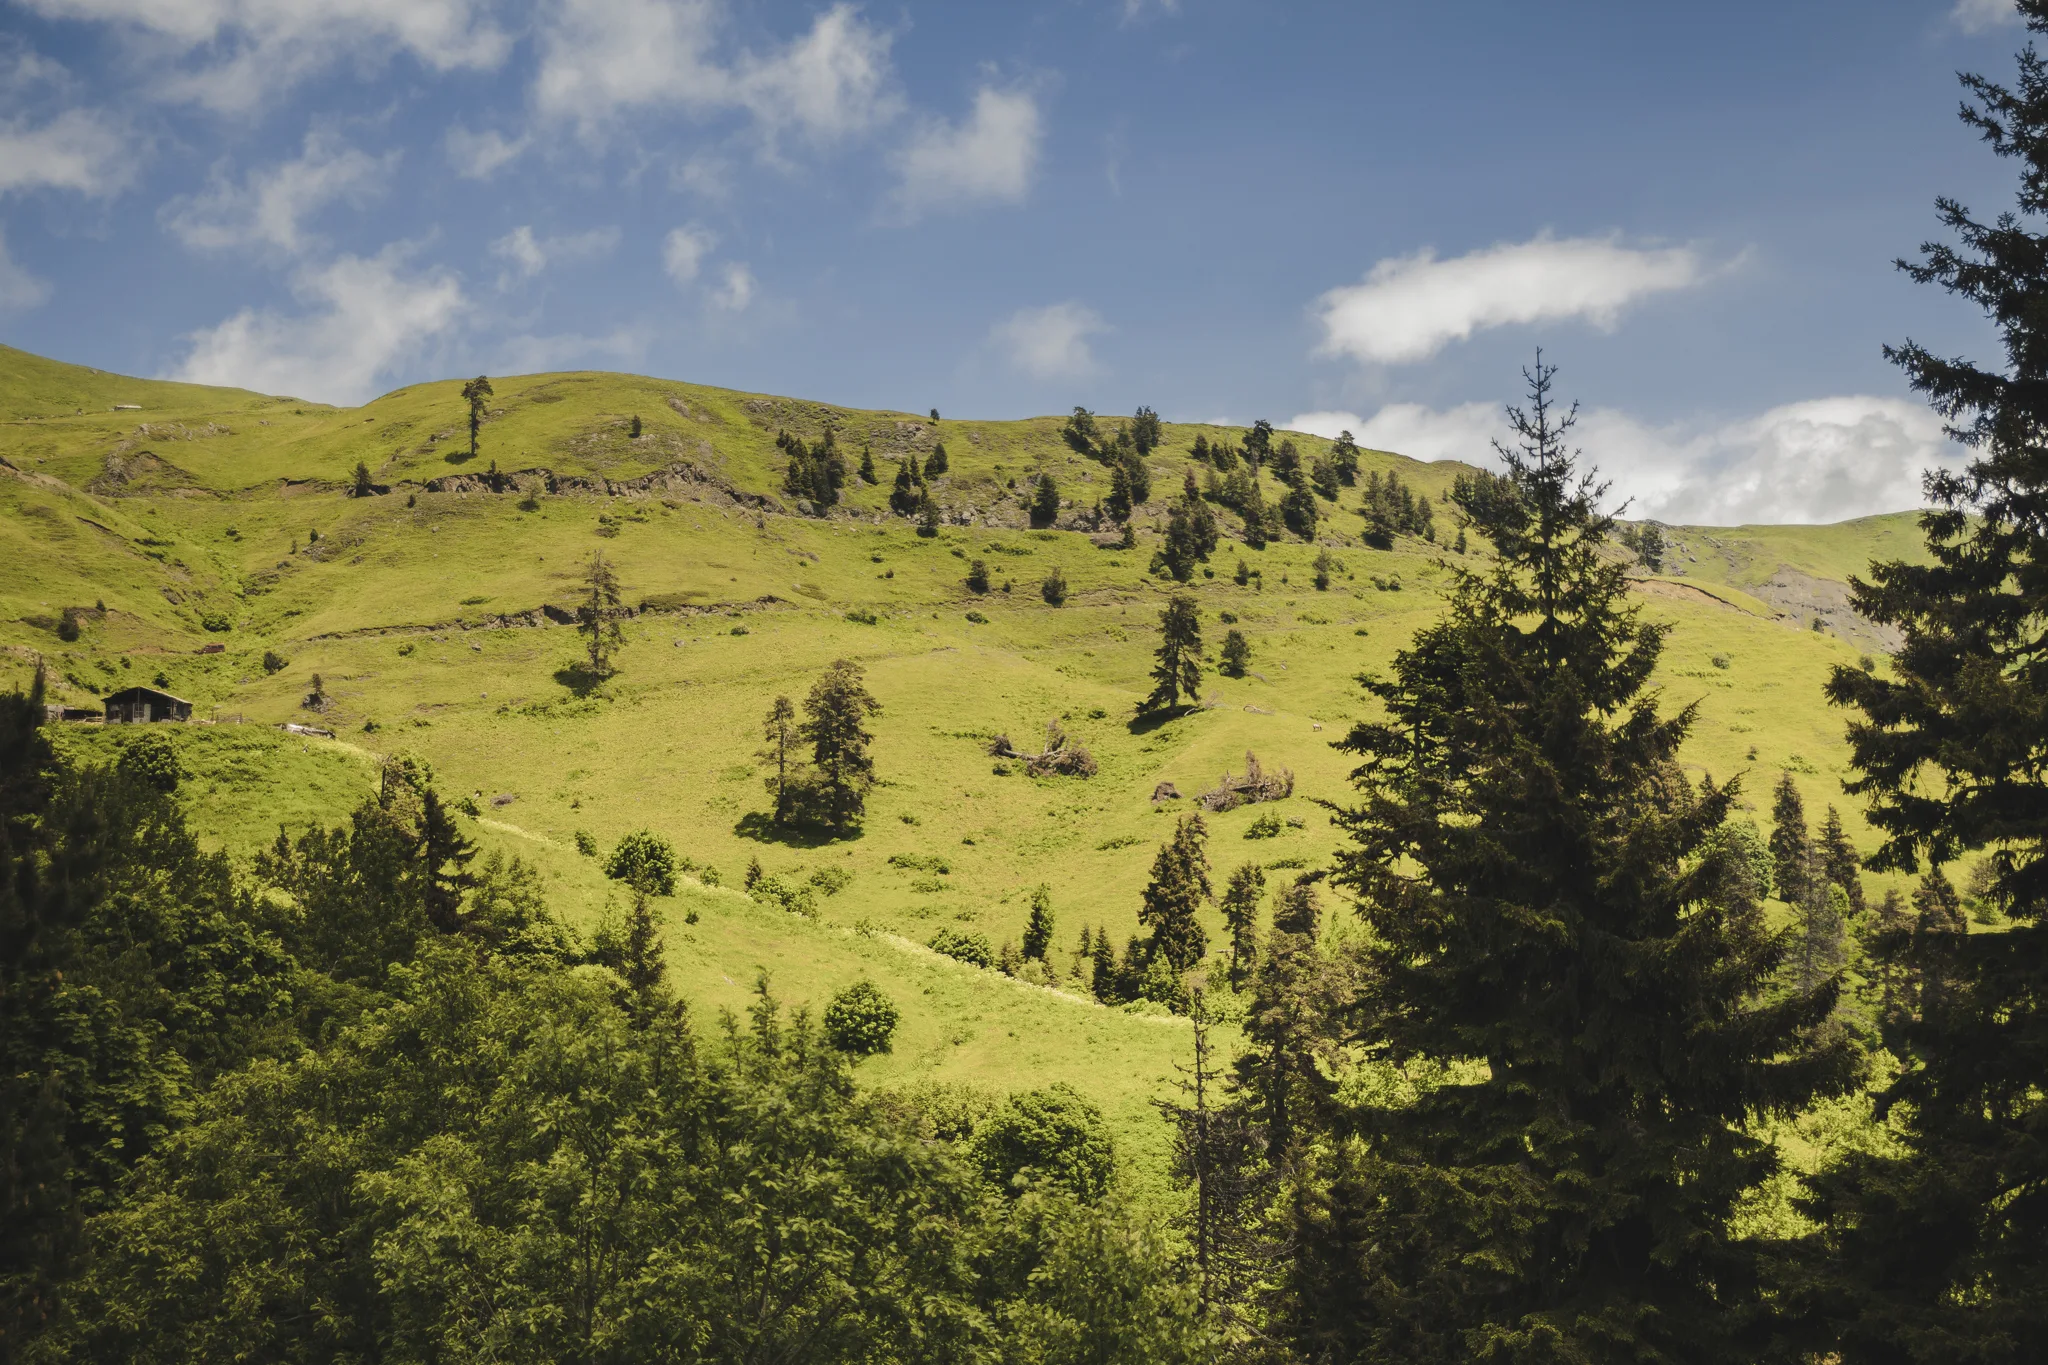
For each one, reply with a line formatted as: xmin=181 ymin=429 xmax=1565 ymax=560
xmin=488 ymin=223 xmax=619 ymax=286
xmin=0 ymin=106 xmax=134 ymax=196
xmin=892 ymin=86 xmax=1040 ymax=217
xmin=0 ymin=227 xmax=50 ymax=311
xmin=161 ymin=132 xmax=396 ymax=255
xmin=534 ymin=0 xmax=896 ymax=143
xmin=1952 ymin=0 xmax=2019 ymax=34
xmin=1313 ymin=234 xmax=1711 ymax=365
xmin=1286 ymin=395 xmax=1959 ymax=525
xmin=709 ymin=260 xmax=753 ymax=311
xmin=661 ymin=223 xmax=716 ymax=283
xmin=23 ymin=0 xmax=512 ymax=112
xmin=991 ymin=302 xmax=1107 ymax=380
xmin=168 ymin=244 xmax=465 ymax=404
xmin=444 ymin=125 xmax=529 ymax=180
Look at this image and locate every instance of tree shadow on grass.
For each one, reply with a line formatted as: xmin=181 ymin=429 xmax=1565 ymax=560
xmin=554 ymin=663 xmax=608 ymax=698
xmin=1126 ymin=706 xmax=1191 ymax=737
xmin=733 ymin=811 xmax=863 ymax=849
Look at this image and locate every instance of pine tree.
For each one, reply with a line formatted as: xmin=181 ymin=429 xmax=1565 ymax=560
xmin=1818 ymin=804 xmax=1866 ymax=916
xmin=758 ymin=695 xmax=800 ymax=826
xmin=1800 ymin=31 xmax=2048 ymax=1353
xmin=799 ymin=659 xmax=881 ymax=835
xmin=1219 ymin=861 xmax=1265 ymax=985
xmin=1219 ymin=629 xmax=1251 ymax=678
xmin=461 ymin=375 xmax=493 ymax=460
xmin=966 ymin=559 xmax=991 ymax=593
xmin=858 ymin=444 xmax=877 ymax=484
xmin=1030 ymin=472 xmax=1059 ymax=528
xmin=619 ymin=888 xmax=668 ymax=1022
xmin=890 ymin=458 xmax=924 ymax=516
xmin=1330 ymin=429 xmax=1361 ymax=484
xmin=1770 ymin=770 xmax=1812 ymax=904
xmin=1090 ymin=930 xmax=1119 ymax=1001
xmin=1144 ymin=595 xmax=1203 ymax=715
xmin=1131 ymin=406 xmax=1162 ymax=454
xmin=1316 ymin=355 xmax=1853 ymax=1364
xmin=352 ymin=460 xmax=374 ymax=497
xmin=578 ymin=550 xmax=624 ymax=678
xmin=1242 ymin=419 xmax=1273 ymax=468
xmin=1023 ymin=886 xmax=1055 ymax=962
xmin=417 ymin=786 xmax=478 ymax=934
xmin=1107 ymin=462 xmax=1136 ymax=524
xmin=1140 ymin=814 xmax=1211 ymax=972
xmin=925 ymin=442 xmax=948 ymax=477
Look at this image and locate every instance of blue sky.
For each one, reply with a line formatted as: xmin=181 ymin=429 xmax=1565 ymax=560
xmin=0 ymin=0 xmax=2033 ymax=522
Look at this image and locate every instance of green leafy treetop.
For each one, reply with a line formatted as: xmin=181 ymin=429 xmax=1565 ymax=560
xmin=1315 ymin=355 xmax=1855 ymax=1364
xmin=1803 ymin=14 xmax=2048 ymax=1357
xmin=1144 ymin=594 xmax=1204 ymax=715
xmin=974 ymin=1083 xmax=1116 ymax=1200
xmin=460 ymin=374 xmax=493 ymax=460
xmin=823 ymin=979 xmax=898 ymax=1055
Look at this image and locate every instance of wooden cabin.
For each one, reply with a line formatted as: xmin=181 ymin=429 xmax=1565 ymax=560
xmin=103 ymin=686 xmax=193 ymax=723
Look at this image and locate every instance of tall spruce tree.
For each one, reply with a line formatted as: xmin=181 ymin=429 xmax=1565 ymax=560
xmin=758 ymin=695 xmax=801 ymax=826
xmin=1770 ymin=771 xmax=1813 ymax=905
xmin=578 ymin=550 xmax=624 ymax=678
xmin=461 ymin=375 xmax=493 ymax=460
xmin=1219 ymin=862 xmax=1265 ymax=986
xmin=1316 ymin=356 xmax=1853 ymax=1364
xmin=1803 ymin=16 xmax=2048 ymax=1357
xmin=1144 ymin=595 xmax=1204 ymax=715
xmin=1023 ymin=886 xmax=1055 ymax=962
xmin=1140 ymin=815 xmax=1212 ymax=972
xmin=1818 ymin=804 xmax=1866 ymax=916
xmin=799 ymin=659 xmax=881 ymax=835
xmin=1030 ymin=472 xmax=1060 ymax=528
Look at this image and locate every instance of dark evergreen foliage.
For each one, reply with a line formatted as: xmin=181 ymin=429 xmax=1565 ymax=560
xmin=1219 ymin=861 xmax=1265 ymax=985
xmin=1144 ymin=595 xmax=1204 ymax=714
xmin=578 ymin=550 xmax=624 ymax=679
xmin=1219 ymin=628 xmax=1251 ymax=678
xmin=1140 ymin=814 xmax=1212 ymax=972
xmin=1131 ymin=406 xmax=1163 ymax=454
xmin=1061 ymin=406 xmax=1099 ymax=453
xmin=798 ymin=659 xmax=882 ymax=835
xmin=1022 ymin=886 xmax=1054 ymax=962
xmin=1360 ymin=468 xmax=1435 ymax=547
xmin=924 ymin=441 xmax=948 ymax=477
xmin=1029 ymin=472 xmax=1059 ymax=527
xmin=460 ymin=375 xmax=492 ymax=460
xmin=777 ymin=428 xmax=848 ymax=510
xmin=1315 ymin=357 xmax=1854 ymax=1364
xmin=889 ymin=456 xmax=925 ymax=516
xmin=1798 ymin=18 xmax=2048 ymax=1357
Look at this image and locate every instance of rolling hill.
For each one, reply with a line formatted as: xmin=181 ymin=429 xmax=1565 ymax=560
xmin=0 ymin=342 xmax=1932 ymax=1189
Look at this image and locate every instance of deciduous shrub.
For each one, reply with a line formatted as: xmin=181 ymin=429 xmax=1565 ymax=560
xmin=824 ymin=980 xmax=899 ymax=1055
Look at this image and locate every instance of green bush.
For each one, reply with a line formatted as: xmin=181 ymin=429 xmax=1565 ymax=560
xmin=928 ymin=928 xmax=993 ymax=969
xmin=605 ymin=829 xmax=678 ymax=895
xmin=823 ymin=980 xmax=899 ymax=1055
xmin=1245 ymin=812 xmax=1283 ymax=839
xmin=973 ymin=1083 xmax=1116 ymax=1199
xmin=574 ymin=830 xmax=598 ymax=857
xmin=261 ymin=649 xmax=288 ymax=674
xmin=117 ymin=731 xmax=183 ymax=793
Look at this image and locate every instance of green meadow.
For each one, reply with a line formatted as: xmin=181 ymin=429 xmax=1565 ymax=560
xmin=1 ymin=341 xmax=1927 ymax=1186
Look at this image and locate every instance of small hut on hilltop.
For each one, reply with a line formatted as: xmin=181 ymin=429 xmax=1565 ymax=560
xmin=103 ymin=686 xmax=192 ymax=723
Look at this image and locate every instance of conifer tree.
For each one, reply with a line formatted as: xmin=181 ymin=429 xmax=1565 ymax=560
xmin=1316 ymin=356 xmax=1853 ymax=1364
xmin=1330 ymin=429 xmax=1361 ymax=484
xmin=1802 ymin=27 xmax=2048 ymax=1355
xmin=758 ymin=695 xmax=800 ymax=826
xmin=1023 ymin=886 xmax=1055 ymax=962
xmin=619 ymin=888 xmax=668 ymax=1022
xmin=799 ymin=659 xmax=881 ymax=835
xmin=925 ymin=442 xmax=948 ymax=477
xmin=1140 ymin=814 xmax=1212 ymax=972
xmin=1030 ymin=472 xmax=1059 ymax=528
xmin=1090 ymin=930 xmax=1119 ymax=1001
xmin=890 ymin=458 xmax=924 ymax=516
xmin=1219 ymin=629 xmax=1251 ymax=678
xmin=858 ymin=444 xmax=877 ymax=483
xmin=351 ymin=460 xmax=374 ymax=497
xmin=1131 ymin=406 xmax=1162 ymax=454
xmin=461 ymin=375 xmax=493 ymax=460
xmin=1219 ymin=861 xmax=1265 ymax=985
xmin=1818 ymin=804 xmax=1866 ymax=915
xmin=578 ymin=550 xmax=624 ymax=678
xmin=1107 ymin=462 xmax=1136 ymax=524
xmin=1770 ymin=771 xmax=1812 ymax=904
xmin=1144 ymin=595 xmax=1204 ymax=714
xmin=417 ymin=786 xmax=478 ymax=933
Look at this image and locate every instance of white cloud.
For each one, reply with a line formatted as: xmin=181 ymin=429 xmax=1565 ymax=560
xmin=168 ymin=244 xmax=465 ymax=404
xmin=1286 ymin=395 xmax=1961 ymax=525
xmin=0 ymin=106 xmax=133 ymax=196
xmin=488 ymin=223 xmax=620 ymax=286
xmin=662 ymin=223 xmax=716 ymax=284
xmin=1952 ymin=0 xmax=2019 ymax=34
xmin=709 ymin=260 xmax=753 ymax=311
xmin=0 ymin=228 xmax=50 ymax=311
xmin=496 ymin=325 xmax=651 ymax=374
xmin=1313 ymin=234 xmax=1711 ymax=365
xmin=444 ymin=125 xmax=529 ymax=180
xmin=893 ymin=86 xmax=1041 ymax=218
xmin=534 ymin=0 xmax=896 ymax=143
xmin=161 ymin=132 xmax=396 ymax=255
xmin=991 ymin=302 xmax=1107 ymax=380
xmin=23 ymin=0 xmax=513 ymax=112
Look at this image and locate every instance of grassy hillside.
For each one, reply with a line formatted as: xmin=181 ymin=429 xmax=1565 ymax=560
xmin=1 ymin=344 xmax=1935 ymax=1189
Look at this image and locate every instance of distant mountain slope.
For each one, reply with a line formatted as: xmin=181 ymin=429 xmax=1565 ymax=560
xmin=0 ymin=345 xmax=1937 ymax=1183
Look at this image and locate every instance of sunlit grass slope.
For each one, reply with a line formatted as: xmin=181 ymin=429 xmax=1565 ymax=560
xmin=5 ymin=345 xmax=1933 ymax=1183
